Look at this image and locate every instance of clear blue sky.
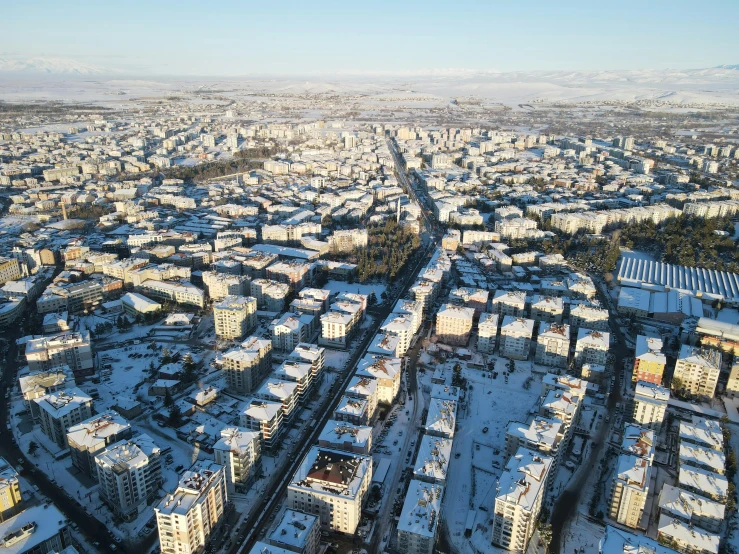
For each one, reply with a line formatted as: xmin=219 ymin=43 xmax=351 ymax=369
xmin=3 ymin=0 xmax=737 ymax=75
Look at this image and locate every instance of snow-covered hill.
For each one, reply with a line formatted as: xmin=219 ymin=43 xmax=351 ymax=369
xmin=0 ymin=57 xmax=111 ymax=75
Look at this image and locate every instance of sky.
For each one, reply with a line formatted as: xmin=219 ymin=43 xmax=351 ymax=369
xmin=2 ymin=0 xmax=738 ymax=75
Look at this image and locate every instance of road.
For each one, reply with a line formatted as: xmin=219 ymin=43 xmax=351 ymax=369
xmin=549 ymin=276 xmax=630 ymax=553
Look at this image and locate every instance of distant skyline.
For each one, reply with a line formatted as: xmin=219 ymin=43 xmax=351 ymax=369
xmin=3 ymin=0 xmax=738 ymax=76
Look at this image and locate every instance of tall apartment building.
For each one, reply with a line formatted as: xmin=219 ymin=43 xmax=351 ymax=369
xmin=221 ymin=337 xmax=272 ymax=394
xmin=608 ymin=454 xmax=651 ymax=528
xmin=266 ymin=510 xmax=321 ymax=554
xmin=250 ymin=278 xmax=291 ymax=311
xmin=491 ymin=448 xmax=552 ymax=553
xmin=435 ymin=304 xmax=475 ymax=346
xmin=355 ymin=354 xmax=401 ymax=404
xmin=287 ymin=447 xmax=372 ymax=534
xmin=34 ymin=388 xmax=94 ymax=448
xmin=202 ymin=271 xmax=250 ymax=301
xmin=214 ymin=296 xmax=257 ymax=340
xmin=272 ymin=312 xmax=313 ymax=352
xmin=568 ymin=304 xmax=610 ymax=331
xmin=0 ymin=504 xmax=71 ymax=554
xmin=67 ymin=410 xmax=132 ymax=478
xmin=632 ymin=382 xmax=670 ymax=434
xmin=254 ymin=379 xmax=299 ymax=423
xmin=328 ymin=229 xmax=369 ymax=253
xmin=499 ymin=316 xmax=535 ymax=360
xmin=0 ymin=458 xmax=23 ymax=522
xmin=397 ymin=480 xmax=444 ymax=554
xmin=505 ymin=417 xmax=564 ymax=461
xmin=492 ymin=290 xmax=527 ymax=317
xmin=241 ymin=399 xmax=284 ymax=449
xmin=96 ymin=434 xmax=163 ymax=519
xmin=535 ymin=322 xmax=570 ymax=369
xmin=155 ymin=462 xmax=228 ymax=554
xmin=381 ymin=314 xmax=415 ymax=357
xmin=0 ymin=258 xmax=21 ymax=285
xmin=574 ymin=328 xmax=610 ymax=367
xmin=476 ymin=313 xmax=499 ymax=354
xmin=25 ymin=331 xmax=94 ymax=375
xmin=672 ymin=345 xmax=722 ymax=398
xmin=289 ymin=343 xmax=325 ymax=382
xmin=632 ymin=335 xmax=666 ymax=384
xmin=274 ymin=361 xmax=314 ymax=404
xmin=213 ymin=427 xmax=261 ymax=493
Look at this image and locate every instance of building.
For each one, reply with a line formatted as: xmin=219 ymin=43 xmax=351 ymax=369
xmin=568 ymin=304 xmax=609 ymax=331
xmin=202 ymin=271 xmax=250 ymax=301
xmin=139 ymin=279 xmax=205 ymax=308
xmin=95 ymin=435 xmax=163 ymax=519
xmin=34 ymin=388 xmax=94 ymax=448
xmin=499 ymin=316 xmax=535 ymax=360
xmin=632 ymin=335 xmax=666 ymax=385
xmin=274 ymin=361 xmax=314 ymax=404
xmin=67 ymin=410 xmax=132 ymax=478
xmin=424 ymin=398 xmax=457 ymax=439
xmin=18 ymin=367 xmax=73 ymax=417
xmin=529 ymin=295 xmax=564 ymax=323
xmin=608 ymin=454 xmax=651 ymax=528
xmin=435 ymin=304 xmax=475 ymax=346
xmin=397 ymin=480 xmax=444 ymax=554
xmin=25 ymin=331 xmax=93 ymax=376
xmin=505 ymin=417 xmax=563 ymax=460
xmin=599 ymin=526 xmax=675 ymax=554
xmin=0 ymin=458 xmax=23 ymax=522
xmin=381 ymin=314 xmax=415 ymax=357
xmin=250 ymin=278 xmax=291 ymax=311
xmin=267 ymin=510 xmax=321 ymax=554
xmin=491 ymin=448 xmax=552 ymax=553
xmin=213 ymin=427 xmax=261 ymax=493
xmin=155 ymin=462 xmax=228 ymax=554
xmin=345 ymin=377 xmax=378 ymax=422
xmin=241 ymin=399 xmax=283 ymax=449
xmin=222 ymin=337 xmax=272 ymax=394
xmin=289 ymin=343 xmax=326 ymax=382
xmin=534 ymin=322 xmax=570 ymax=369
xmin=254 ymin=379 xmax=299 ymax=422
xmin=657 ymin=484 xmax=725 ymax=534
xmin=0 ymin=504 xmax=71 ymax=554
xmin=678 ymin=465 xmax=728 ymax=503
xmin=632 ymin=382 xmax=670 ymax=434
xmin=214 ymin=296 xmax=257 ymax=340
xmin=672 ymin=345 xmax=722 ymax=398
xmin=272 ymin=313 xmax=313 ymax=352
xmin=476 ymin=313 xmax=498 ymax=354
xmin=679 ymin=417 xmax=723 ymax=452
xmin=574 ymin=328 xmax=610 ymax=367
xmin=287 ymin=447 xmax=372 ymax=534
xmin=317 ymin=420 xmax=372 ymax=455
xmin=121 ymin=292 xmax=161 ymax=318
xmin=656 ymin=514 xmax=719 ymax=554
xmin=491 ymin=290 xmax=527 ymax=317
xmin=0 ymin=258 xmax=21 ymax=285
xmin=355 ymin=354 xmax=401 ymax=404
xmin=413 ymin=436 xmax=452 ymax=485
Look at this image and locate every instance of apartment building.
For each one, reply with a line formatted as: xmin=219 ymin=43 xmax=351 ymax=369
xmin=250 ymin=278 xmax=291 ymax=311
xmin=656 ymin=514 xmax=719 ymax=554
xmin=0 ymin=504 xmax=71 ymax=554
xmin=574 ymin=328 xmax=610 ymax=367
xmin=213 ymin=427 xmax=261 ymax=493
xmin=202 ymin=271 xmax=250 ymax=301
xmin=319 ymin=311 xmax=354 ymax=349
xmin=477 ymin=313 xmax=499 ymax=354
xmin=34 ymin=388 xmax=94 ymax=448
xmin=267 ymin=510 xmax=321 ymax=554
xmin=435 ymin=304 xmax=475 ymax=346
xmin=568 ymin=304 xmax=610 ymax=331
xmin=289 ymin=343 xmax=325 ymax=382
xmin=505 ymin=416 xmax=564 ymax=461
xmin=121 ymin=292 xmax=161 ymax=318
xmin=139 ymin=279 xmax=205 ymax=308
xmin=424 ymin=398 xmax=457 ymax=439
xmin=155 ymin=462 xmax=228 ymax=554
xmin=608 ymin=454 xmax=651 ymax=528
xmin=672 ymin=345 xmax=722 ymax=398
xmin=222 ymin=336 xmax=272 ymax=395
xmin=397 ymin=480 xmax=444 ymax=554
xmin=413 ymin=436 xmax=452 ymax=485
xmin=449 ymin=287 xmax=489 ymax=316
xmin=355 ymin=354 xmax=401 ymax=404
xmin=491 ymin=290 xmax=527 ymax=317
xmin=328 ymin=229 xmax=369 ymax=253
xmin=241 ymin=399 xmax=284 ymax=449
xmin=266 ymin=261 xmax=314 ymax=292
xmin=534 ymin=322 xmax=570 ymax=369
xmin=499 ymin=316 xmax=535 ymax=360
xmin=254 ymin=379 xmax=300 ymax=423
xmin=318 ymin=420 xmax=373 ymax=455
xmin=0 ymin=257 xmax=21 ymax=285
xmin=632 ymin=335 xmax=666 ymax=385
xmin=96 ymin=435 xmax=163 ymax=519
xmin=658 ymin=484 xmax=725 ymax=534
xmin=529 ymin=295 xmax=564 ymax=324
xmin=25 ymin=331 xmax=93 ymax=376
xmin=274 ymin=361 xmax=314 ymax=404
xmin=0 ymin=458 xmax=23 ymax=522
xmin=67 ymin=410 xmax=132 ymax=478
xmin=679 ymin=417 xmax=723 ymax=452
xmin=214 ymin=296 xmax=257 ymax=340
xmin=491 ymin=448 xmax=552 ymax=553
xmin=287 ymin=447 xmax=372 ymax=534
xmin=272 ymin=312 xmax=314 ymax=352
xmin=632 ymin=382 xmax=670 ymax=434
xmin=381 ymin=314 xmax=415 ymax=357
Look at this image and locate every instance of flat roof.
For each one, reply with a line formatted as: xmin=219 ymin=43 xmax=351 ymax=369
xmin=397 ymin=480 xmax=444 ymax=539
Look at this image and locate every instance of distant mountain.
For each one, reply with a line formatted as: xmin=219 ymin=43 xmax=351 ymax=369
xmin=716 ymin=64 xmax=739 ymax=70
xmin=0 ymin=57 xmax=112 ymax=75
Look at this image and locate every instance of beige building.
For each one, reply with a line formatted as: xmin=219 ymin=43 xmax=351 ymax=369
xmin=67 ymin=410 xmax=132 ymax=478
xmin=499 ymin=316 xmax=535 ymax=360
xmin=287 ymin=447 xmax=372 ymax=534
xmin=355 ymin=354 xmax=401 ymax=404
xmin=608 ymin=455 xmax=651 ymax=528
xmin=155 ymin=462 xmax=228 ymax=554
xmin=632 ymin=382 xmax=670 ymax=434
xmin=222 ymin=337 xmax=272 ymax=394
xmin=476 ymin=313 xmax=499 ymax=354
xmin=0 ymin=257 xmax=21 ymax=286
xmin=214 ymin=296 xmax=257 ymax=340
xmin=34 ymin=388 xmax=94 ymax=448
xmin=213 ymin=427 xmax=261 ymax=493
xmin=672 ymin=345 xmax=722 ymax=398
xmin=535 ymin=322 xmax=570 ymax=368
xmin=435 ymin=304 xmax=475 ymax=346
xmin=0 ymin=458 xmax=23 ymax=522
xmin=25 ymin=331 xmax=93 ymax=375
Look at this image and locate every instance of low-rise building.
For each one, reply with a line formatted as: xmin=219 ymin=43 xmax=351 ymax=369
xmin=658 ymin=484 xmax=725 ymax=534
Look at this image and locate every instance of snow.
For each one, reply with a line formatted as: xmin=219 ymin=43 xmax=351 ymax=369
xmin=322 ymin=280 xmax=386 ymax=301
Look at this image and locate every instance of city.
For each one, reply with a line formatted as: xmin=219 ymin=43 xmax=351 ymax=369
xmin=1 ymin=3 xmax=739 ymax=554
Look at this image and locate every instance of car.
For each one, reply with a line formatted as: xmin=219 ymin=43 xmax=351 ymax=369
xmin=482 ymin=427 xmax=489 ymax=433
xmin=109 ymin=545 xmax=118 ymax=552
xmin=175 ymin=465 xmax=184 ymax=472
xmin=565 ymin=461 xmax=576 ymax=469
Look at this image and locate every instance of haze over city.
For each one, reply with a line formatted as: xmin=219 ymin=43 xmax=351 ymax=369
xmin=0 ymin=4 xmax=739 ymax=554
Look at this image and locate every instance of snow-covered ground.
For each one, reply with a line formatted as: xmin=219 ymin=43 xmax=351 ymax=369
xmin=323 ymin=280 xmax=386 ymax=301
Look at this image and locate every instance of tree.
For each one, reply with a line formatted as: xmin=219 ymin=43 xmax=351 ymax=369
xmin=163 ymin=388 xmax=173 ymax=408
xmin=167 ymin=403 xmax=182 ymax=426
xmin=161 ymin=347 xmax=172 ymax=365
xmin=538 ymin=523 xmax=552 ymax=550
xmin=182 ymin=353 xmax=198 ymax=384
xmin=368 ymin=292 xmax=377 ymax=306
xmin=28 ymin=442 xmax=38 ymax=457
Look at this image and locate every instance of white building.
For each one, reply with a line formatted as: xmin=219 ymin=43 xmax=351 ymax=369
xmin=25 ymin=331 xmax=93 ymax=375
xmin=499 ymin=316 xmax=535 ymax=360
xmin=155 ymin=462 xmax=228 ymax=554
xmin=267 ymin=510 xmax=321 ymax=554
xmin=241 ymin=399 xmax=283 ymax=449
xmin=574 ymin=328 xmax=610 ymax=367
xmin=213 ymin=427 xmax=261 ymax=493
xmin=67 ymin=410 xmax=132 ymax=478
xmin=632 ymin=382 xmax=670 ymax=434
xmin=34 ymin=388 xmax=94 ymax=448
xmin=397 ymin=480 xmax=444 ymax=554
xmin=287 ymin=447 xmax=372 ymax=534
xmin=214 ymin=296 xmax=257 ymax=340
xmin=476 ymin=313 xmax=499 ymax=354
xmin=355 ymin=354 xmax=401 ymax=404
xmin=491 ymin=448 xmax=552 ymax=553
xmin=534 ymin=322 xmax=570 ymax=369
